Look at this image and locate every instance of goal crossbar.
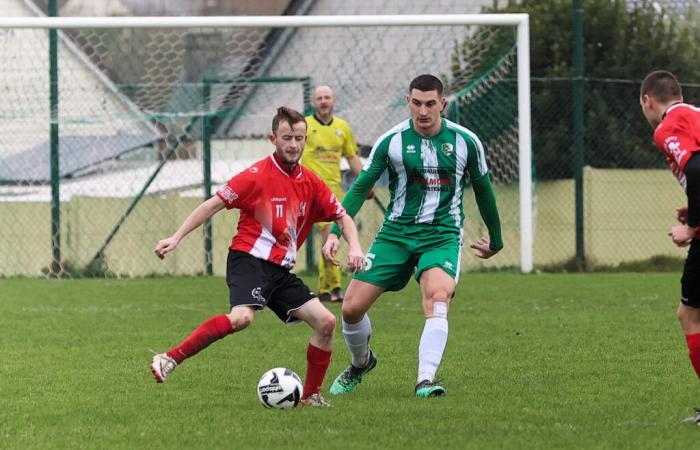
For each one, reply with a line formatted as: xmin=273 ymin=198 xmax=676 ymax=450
xmin=0 ymin=14 xmax=529 ymax=29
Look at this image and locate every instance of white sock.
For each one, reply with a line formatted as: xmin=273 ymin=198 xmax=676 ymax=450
xmin=417 ymin=316 xmax=449 ymax=383
xmin=343 ymin=314 xmax=372 ymax=368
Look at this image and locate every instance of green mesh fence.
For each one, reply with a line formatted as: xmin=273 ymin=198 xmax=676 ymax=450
xmin=445 ymin=47 xmax=522 ymax=270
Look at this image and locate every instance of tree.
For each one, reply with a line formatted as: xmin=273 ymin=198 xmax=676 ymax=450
xmin=448 ymin=0 xmax=700 ymax=179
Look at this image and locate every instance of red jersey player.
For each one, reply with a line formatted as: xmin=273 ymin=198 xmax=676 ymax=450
xmin=641 ymin=70 xmax=700 ymax=424
xmin=150 ymin=106 xmax=365 ymax=407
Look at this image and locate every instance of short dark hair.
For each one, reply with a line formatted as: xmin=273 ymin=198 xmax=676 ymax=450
xmin=640 ymin=70 xmax=682 ymax=103
xmin=409 ymin=74 xmax=443 ymax=96
xmin=272 ymin=106 xmax=306 ymax=133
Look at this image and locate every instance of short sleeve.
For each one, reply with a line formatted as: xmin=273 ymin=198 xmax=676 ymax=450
xmin=216 ymin=170 xmax=256 ymax=210
xmin=654 ymin=115 xmax=700 ymax=169
xmin=362 ymin=133 xmax=391 ymax=180
xmin=342 ymin=122 xmax=358 ymax=158
xmin=312 ymin=176 xmax=346 ymax=222
xmin=465 ymin=134 xmax=489 ymax=182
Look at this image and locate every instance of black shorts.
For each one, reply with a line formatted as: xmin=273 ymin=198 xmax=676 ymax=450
xmin=681 ymin=239 xmax=700 ymax=308
xmin=226 ymin=250 xmax=315 ymax=323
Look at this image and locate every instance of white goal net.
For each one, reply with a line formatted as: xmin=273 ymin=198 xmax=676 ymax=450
xmin=0 ymin=6 xmax=531 ymax=277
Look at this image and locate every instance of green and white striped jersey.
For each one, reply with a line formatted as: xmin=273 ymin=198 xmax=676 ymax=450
xmin=362 ymin=118 xmax=489 ymax=229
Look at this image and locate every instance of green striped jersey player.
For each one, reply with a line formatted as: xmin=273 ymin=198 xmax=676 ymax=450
xmin=324 ymin=74 xmax=503 ymax=398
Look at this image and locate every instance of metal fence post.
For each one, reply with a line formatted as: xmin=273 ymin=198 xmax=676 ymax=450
xmin=49 ymin=0 xmax=61 ymax=275
xmin=573 ymin=0 xmax=585 ymax=269
xmin=203 ymin=81 xmax=213 ymax=276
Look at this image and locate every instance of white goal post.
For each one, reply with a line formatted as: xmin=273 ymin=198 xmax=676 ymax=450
xmin=0 ymin=14 xmax=532 ymax=274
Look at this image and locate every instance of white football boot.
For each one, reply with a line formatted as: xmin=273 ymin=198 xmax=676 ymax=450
xmin=150 ymin=353 xmax=177 ymax=383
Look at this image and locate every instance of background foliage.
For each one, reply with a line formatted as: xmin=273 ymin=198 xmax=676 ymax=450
xmin=450 ymin=0 xmax=700 ymax=179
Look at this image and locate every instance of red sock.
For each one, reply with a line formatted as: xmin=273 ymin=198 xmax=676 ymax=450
xmin=167 ymin=314 xmax=233 ymax=364
xmin=686 ymin=333 xmax=700 ymax=380
xmin=302 ymin=344 xmax=332 ymax=399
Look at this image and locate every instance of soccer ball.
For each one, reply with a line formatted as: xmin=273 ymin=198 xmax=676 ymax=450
xmin=256 ymin=367 xmax=303 ymax=410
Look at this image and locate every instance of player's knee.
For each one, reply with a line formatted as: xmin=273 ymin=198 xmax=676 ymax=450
xmin=318 ymin=312 xmax=336 ymax=337
xmin=341 ymin=302 xmax=364 ymax=323
xmin=427 ymin=288 xmax=453 ymax=304
xmin=234 ymin=314 xmax=253 ymax=331
xmin=227 ymin=309 xmax=254 ymax=331
xmin=678 ymin=303 xmax=700 ymax=329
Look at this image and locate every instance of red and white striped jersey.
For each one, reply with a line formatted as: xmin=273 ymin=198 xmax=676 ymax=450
xmin=216 ymin=154 xmax=345 ymax=269
xmin=654 ymin=102 xmax=700 ymax=240
xmin=653 ymin=103 xmax=700 ymax=188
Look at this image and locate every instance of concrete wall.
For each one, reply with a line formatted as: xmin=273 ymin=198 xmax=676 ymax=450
xmin=583 ymin=167 xmax=686 ymax=266
xmin=0 ymin=168 xmax=688 ymax=277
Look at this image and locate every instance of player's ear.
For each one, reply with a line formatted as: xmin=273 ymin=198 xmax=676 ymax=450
xmin=269 ymin=132 xmax=276 ymax=145
xmin=440 ymin=96 xmax=446 ymax=112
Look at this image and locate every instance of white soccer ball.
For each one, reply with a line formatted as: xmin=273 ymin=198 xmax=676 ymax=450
xmin=257 ymin=367 xmax=303 ymax=410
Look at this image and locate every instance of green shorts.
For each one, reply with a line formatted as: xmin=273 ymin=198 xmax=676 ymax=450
xmin=353 ymin=222 xmax=463 ymax=292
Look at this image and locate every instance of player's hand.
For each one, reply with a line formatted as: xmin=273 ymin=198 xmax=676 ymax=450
xmin=676 ymin=207 xmax=688 ymax=224
xmin=322 ymin=234 xmax=341 ymax=266
xmin=669 ymin=224 xmax=696 ymax=247
xmin=366 ymin=188 xmax=375 ymax=200
xmin=154 ymin=236 xmax=180 ymax=259
xmin=346 ymin=245 xmax=365 ymax=274
xmin=470 ymin=237 xmax=499 ymax=259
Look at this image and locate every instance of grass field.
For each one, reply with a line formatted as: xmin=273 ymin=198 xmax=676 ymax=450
xmin=1 ymin=273 xmax=699 ymax=449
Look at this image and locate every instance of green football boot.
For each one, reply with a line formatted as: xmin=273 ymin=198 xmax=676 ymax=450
xmin=415 ymin=379 xmax=445 ymax=398
xmin=329 ymin=350 xmax=377 ymax=395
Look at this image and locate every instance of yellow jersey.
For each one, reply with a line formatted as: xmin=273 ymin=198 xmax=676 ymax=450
xmin=302 ymin=114 xmax=357 ymax=187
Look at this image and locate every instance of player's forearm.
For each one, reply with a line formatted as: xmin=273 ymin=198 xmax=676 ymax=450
xmin=685 ymin=153 xmax=700 ymax=228
xmin=348 ymin=155 xmax=364 ymax=176
xmin=173 ymin=196 xmax=225 ymax=241
xmin=330 ymin=171 xmax=375 ymax=236
xmin=472 ymin=174 xmax=503 ymax=251
xmin=335 ymin=214 xmax=362 ymax=250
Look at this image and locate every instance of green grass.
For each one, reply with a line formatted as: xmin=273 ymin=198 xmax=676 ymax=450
xmin=1 ymin=274 xmax=699 ymax=449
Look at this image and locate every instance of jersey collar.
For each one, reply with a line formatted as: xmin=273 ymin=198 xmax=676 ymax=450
xmin=662 ymin=101 xmax=684 ymax=120
xmin=271 ymin=153 xmax=302 ymax=178
xmin=313 ymin=113 xmax=334 ymax=126
xmin=409 ymin=118 xmax=445 ymax=138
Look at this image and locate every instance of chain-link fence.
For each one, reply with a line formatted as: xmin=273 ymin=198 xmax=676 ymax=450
xmin=0 ymin=0 xmax=698 ymax=278
xmin=0 ymin=0 xmax=525 ymax=277
xmin=531 ymin=79 xmax=700 ymax=269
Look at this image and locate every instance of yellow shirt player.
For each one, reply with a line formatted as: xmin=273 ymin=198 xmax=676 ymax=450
xmin=303 ymin=85 xmax=370 ymax=302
